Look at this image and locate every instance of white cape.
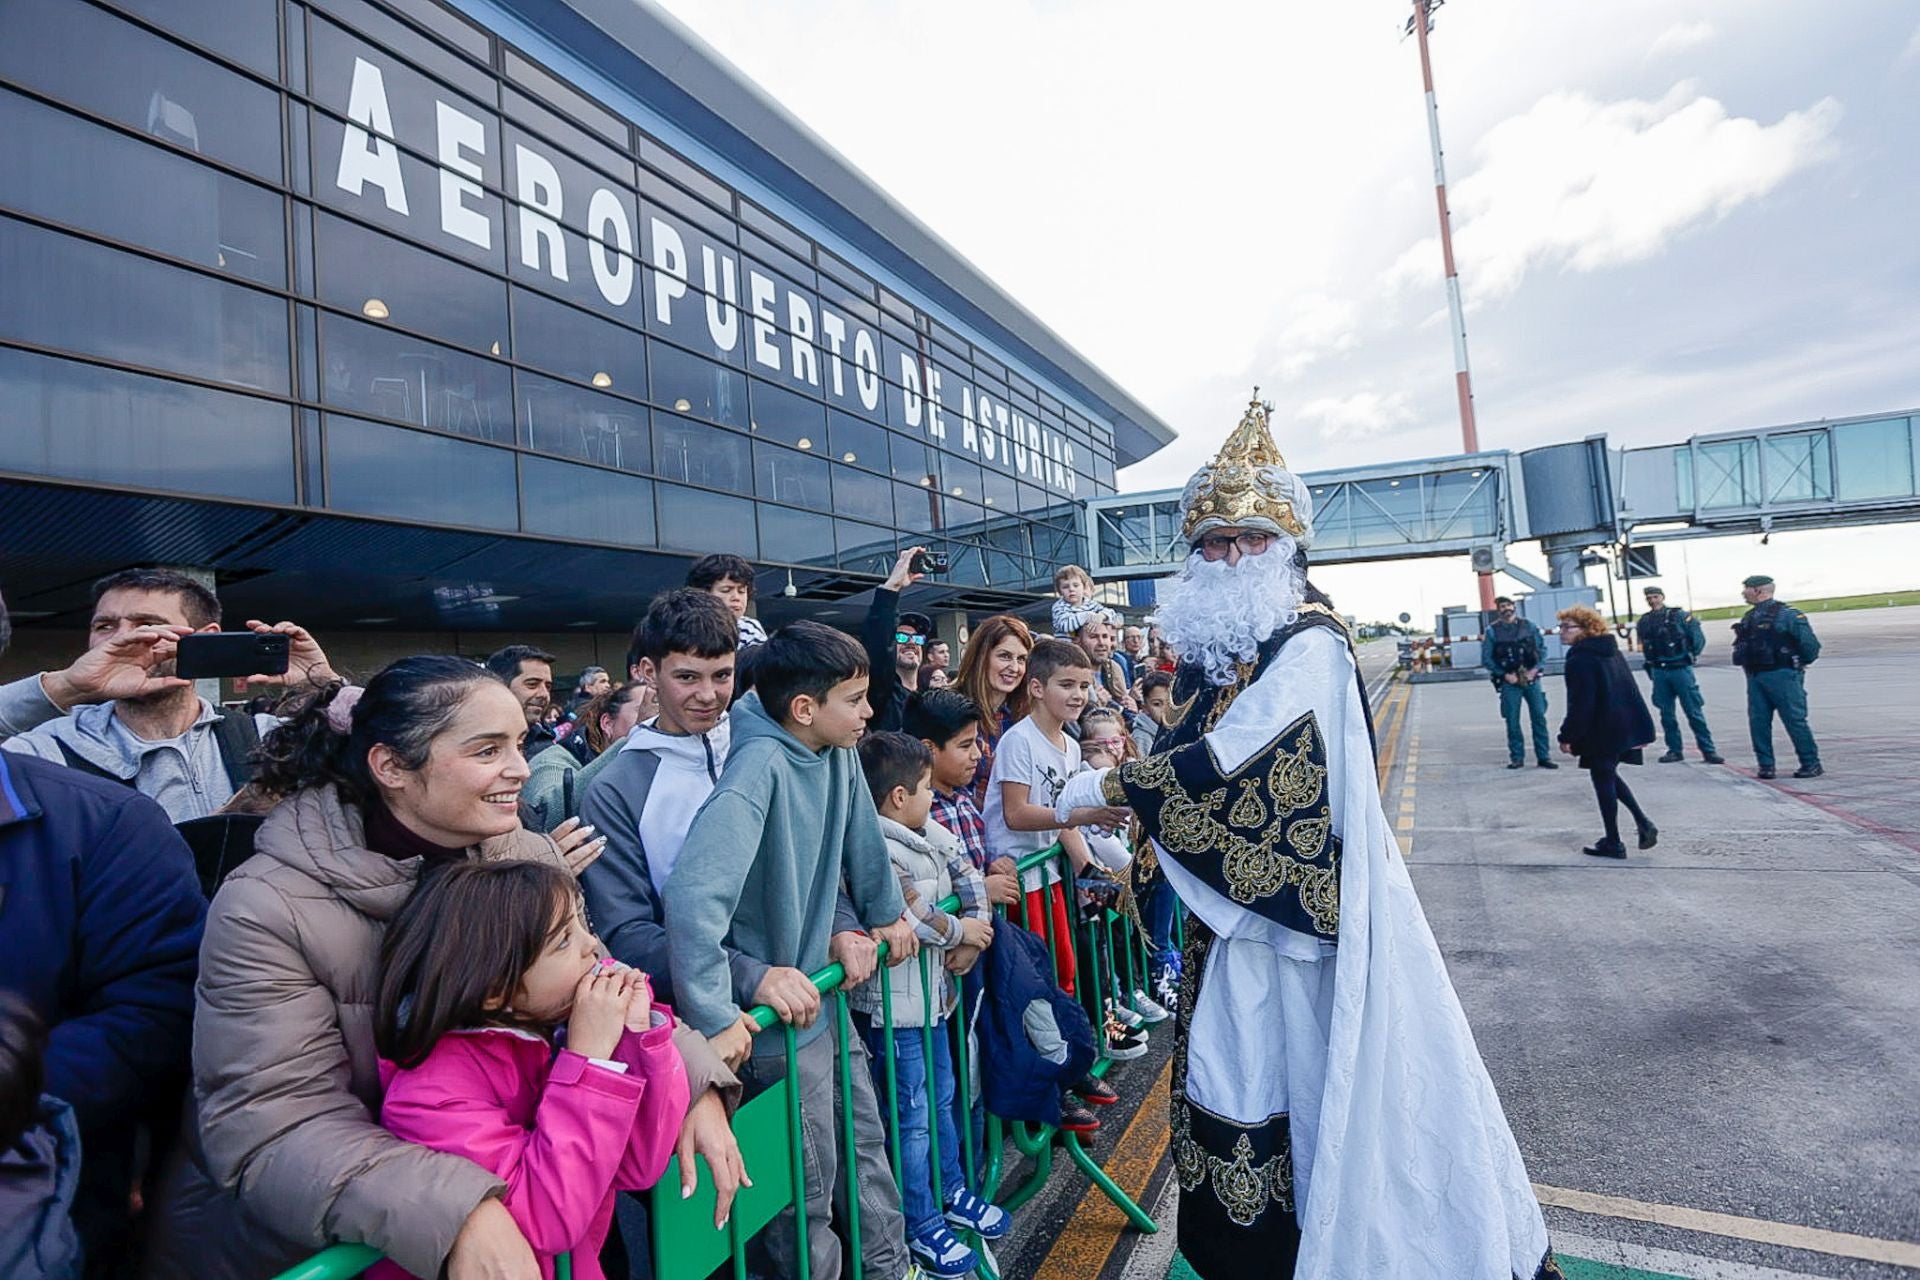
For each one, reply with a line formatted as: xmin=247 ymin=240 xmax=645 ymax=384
xmin=1066 ymin=626 xmax=1549 ymax=1279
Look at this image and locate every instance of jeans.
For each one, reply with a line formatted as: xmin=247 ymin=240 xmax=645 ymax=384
xmin=1497 ymin=679 xmax=1552 ymax=763
xmin=1648 ymin=666 xmax=1717 ymax=755
xmin=1746 ymin=668 xmax=1820 ymax=769
xmin=1140 ymin=876 xmax=1177 ymax=970
xmin=859 ymin=1022 xmax=965 ymax=1241
xmin=739 ymin=1033 xmax=911 ymax=1280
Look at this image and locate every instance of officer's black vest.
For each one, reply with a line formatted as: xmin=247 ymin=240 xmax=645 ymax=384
xmin=1487 ymin=618 xmax=1540 ymax=675
xmin=1732 ymin=600 xmax=1802 ymax=672
xmin=1639 ymin=608 xmax=1692 ymax=667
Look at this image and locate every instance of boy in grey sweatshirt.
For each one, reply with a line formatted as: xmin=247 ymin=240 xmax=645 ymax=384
xmin=664 ymin=621 xmax=919 ymax=1280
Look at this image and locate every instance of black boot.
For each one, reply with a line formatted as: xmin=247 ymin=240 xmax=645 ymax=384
xmin=1658 ymin=751 xmax=1684 ymax=763
xmin=1793 ymin=764 xmax=1824 ymax=778
xmin=1702 ymin=752 xmax=1725 ymax=764
xmin=1536 ymin=758 xmax=1559 ymax=770
xmin=1507 ymin=760 xmax=1525 ymax=770
xmin=1637 ymin=820 xmax=1659 ymax=850
xmin=1582 ymin=840 xmax=1627 ymax=859
xmin=1757 ymin=766 xmax=1776 ymax=779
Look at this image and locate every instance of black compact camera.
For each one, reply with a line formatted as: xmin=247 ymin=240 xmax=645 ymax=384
xmin=910 ymin=550 xmax=949 ymax=575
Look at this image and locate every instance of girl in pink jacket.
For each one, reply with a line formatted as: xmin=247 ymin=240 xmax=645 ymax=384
xmin=370 ymin=859 xmax=691 ymax=1280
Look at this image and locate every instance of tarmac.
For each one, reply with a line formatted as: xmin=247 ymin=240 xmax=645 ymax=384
xmin=992 ymin=604 xmax=1920 ymax=1280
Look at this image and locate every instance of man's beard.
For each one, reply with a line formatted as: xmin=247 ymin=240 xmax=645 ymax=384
xmin=1152 ymin=538 xmax=1306 ymax=687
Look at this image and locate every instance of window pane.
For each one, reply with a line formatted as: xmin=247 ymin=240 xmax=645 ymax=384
xmin=320 ymin=312 xmax=511 ymax=441
xmin=893 ymin=481 xmax=937 ymax=534
xmin=0 ymin=89 xmax=284 ymax=286
xmin=832 ymin=464 xmax=893 ymax=525
xmin=325 ymin=414 xmax=516 ymax=528
xmin=652 ymin=412 xmax=749 ymax=494
xmin=889 ymin=430 xmax=935 ymax=484
xmin=1833 ymin=417 xmax=1914 ymax=501
xmin=754 ymin=441 xmax=830 ymax=508
xmin=835 ymin=520 xmax=895 ymax=573
xmin=749 ymin=378 xmax=825 ymax=449
xmin=756 ymin=504 xmax=835 ymax=566
xmin=828 ymin=410 xmax=888 ymax=472
xmin=1763 ymin=431 xmax=1831 ymax=504
xmin=649 ymin=341 xmax=746 ymax=428
xmin=657 ymin=484 xmax=755 ymax=556
xmin=511 ymin=287 xmax=646 ymax=393
xmin=0 ymin=215 xmax=287 ymax=392
xmin=521 ymin=455 xmax=656 ymax=548
xmin=315 ymin=212 xmax=508 ymax=355
xmin=640 ymin=202 xmax=747 ymax=365
xmin=0 ymin=346 xmax=293 ymax=501
xmin=0 ymin=0 xmax=282 ymax=180
xmin=106 ymin=0 xmax=281 ymax=76
xmin=518 ymin=371 xmax=649 ymax=471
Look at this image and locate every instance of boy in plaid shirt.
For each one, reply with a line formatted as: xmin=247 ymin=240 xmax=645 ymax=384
xmin=908 ymin=691 xmax=1019 ymax=907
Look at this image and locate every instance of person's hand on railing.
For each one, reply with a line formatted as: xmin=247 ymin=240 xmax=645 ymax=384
xmin=944 ymin=943 xmax=982 ymax=976
xmin=830 ymin=930 xmax=879 ymax=988
xmin=675 ymin=1088 xmax=752 ymax=1231
xmin=751 ymin=966 xmax=822 ymax=1028
xmin=958 ymin=917 xmax=994 ymax=950
xmin=985 ymin=856 xmax=1021 ymax=906
xmin=871 ymin=915 xmax=920 ymax=965
xmin=447 ymin=1197 xmax=539 ymax=1280
xmin=708 ymin=1011 xmax=756 ymax=1071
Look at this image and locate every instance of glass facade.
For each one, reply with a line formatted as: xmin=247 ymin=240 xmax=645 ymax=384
xmin=0 ymin=0 xmax=1118 ymax=588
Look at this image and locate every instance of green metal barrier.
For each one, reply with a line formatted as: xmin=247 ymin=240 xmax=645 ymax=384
xmin=274 ymin=842 xmax=1164 ymax=1280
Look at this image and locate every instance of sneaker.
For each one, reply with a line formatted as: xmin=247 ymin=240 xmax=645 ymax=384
xmin=1059 ymin=1098 xmax=1101 ymax=1133
xmin=1108 ymin=1001 xmax=1145 ymax=1031
xmin=1106 ymin=1023 xmax=1149 ymax=1060
xmin=1153 ymin=967 xmax=1180 ymax=1011
xmin=1581 ymin=841 xmax=1627 ymax=859
xmin=945 ymin=1187 xmax=1011 ymax=1239
xmin=908 ymin=1225 xmax=978 ymax=1278
xmin=1506 ymin=760 xmax=1526 ymax=770
xmin=1131 ymin=989 xmax=1172 ymax=1024
xmin=1636 ymin=821 xmax=1659 ymax=851
xmin=1072 ymin=1076 xmax=1119 ymax=1106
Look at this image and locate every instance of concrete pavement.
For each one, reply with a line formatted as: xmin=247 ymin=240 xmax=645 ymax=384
xmin=1398 ymin=605 xmax=1920 ymax=1278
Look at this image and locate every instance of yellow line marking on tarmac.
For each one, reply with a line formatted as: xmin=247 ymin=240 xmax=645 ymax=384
xmin=1395 ymin=816 xmax=1415 ymax=832
xmin=1532 ymin=1184 xmax=1920 ymax=1268
xmin=1374 ymin=682 xmax=1411 ymax=790
xmin=1033 ymin=1056 xmax=1175 ymax=1280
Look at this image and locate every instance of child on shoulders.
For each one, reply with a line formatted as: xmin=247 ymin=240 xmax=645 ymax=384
xmin=1048 ymin=564 xmax=1118 ymax=638
xmin=371 ymin=859 xmax=690 ymax=1280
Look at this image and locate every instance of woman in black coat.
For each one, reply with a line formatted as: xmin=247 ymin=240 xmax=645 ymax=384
xmin=1555 ymin=606 xmax=1659 ymax=858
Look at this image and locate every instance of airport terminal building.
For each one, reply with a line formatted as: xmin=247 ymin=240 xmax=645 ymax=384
xmin=0 ymin=0 xmax=1171 ymax=666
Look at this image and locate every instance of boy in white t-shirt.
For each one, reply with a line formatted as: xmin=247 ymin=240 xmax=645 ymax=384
xmin=983 ymin=638 xmax=1130 ymax=998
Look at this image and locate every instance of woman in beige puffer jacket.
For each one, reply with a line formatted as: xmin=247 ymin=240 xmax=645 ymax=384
xmin=147 ymin=658 xmax=738 ymax=1280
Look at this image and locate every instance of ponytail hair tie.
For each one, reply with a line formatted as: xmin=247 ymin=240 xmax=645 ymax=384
xmin=325 ymin=684 xmax=365 ymax=735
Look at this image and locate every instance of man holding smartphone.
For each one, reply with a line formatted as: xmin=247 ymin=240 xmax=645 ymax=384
xmin=0 ymin=569 xmax=336 ymax=823
xmin=860 ymin=546 xmax=936 ymax=733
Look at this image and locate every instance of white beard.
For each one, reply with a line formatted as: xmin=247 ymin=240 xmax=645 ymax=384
xmin=1152 ymin=537 xmax=1306 ymax=687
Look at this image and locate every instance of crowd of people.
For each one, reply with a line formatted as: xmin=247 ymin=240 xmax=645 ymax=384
xmin=0 ymin=545 xmax=1190 ymax=1280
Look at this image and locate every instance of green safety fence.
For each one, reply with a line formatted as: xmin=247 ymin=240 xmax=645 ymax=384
xmin=275 ymin=841 xmax=1167 ymax=1280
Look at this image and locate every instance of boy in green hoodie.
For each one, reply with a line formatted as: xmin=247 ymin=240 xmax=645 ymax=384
xmin=665 ymin=621 xmax=921 ymax=1280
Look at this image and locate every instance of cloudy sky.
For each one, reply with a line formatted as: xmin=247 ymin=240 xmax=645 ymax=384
xmin=654 ymin=0 xmax=1920 ymax=621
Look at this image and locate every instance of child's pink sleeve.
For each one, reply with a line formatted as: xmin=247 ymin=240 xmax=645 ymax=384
xmin=608 ymin=1004 xmax=693 ymax=1190
xmin=380 ymin=1039 xmax=644 ymax=1256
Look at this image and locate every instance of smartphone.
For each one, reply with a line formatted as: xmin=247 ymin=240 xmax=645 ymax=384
xmin=910 ymin=550 xmax=950 ymax=575
xmin=176 ymin=632 xmax=290 ymax=680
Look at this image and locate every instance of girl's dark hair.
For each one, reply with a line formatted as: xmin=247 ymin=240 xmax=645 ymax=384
xmin=251 ymin=655 xmax=504 ymax=806
xmin=374 ymin=859 xmax=581 ymax=1069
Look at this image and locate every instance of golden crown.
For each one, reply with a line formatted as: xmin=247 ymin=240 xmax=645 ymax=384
xmin=1180 ymin=392 xmax=1308 ymax=543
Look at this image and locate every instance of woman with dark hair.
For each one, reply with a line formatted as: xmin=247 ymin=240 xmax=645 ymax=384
xmin=1556 ymin=606 xmax=1659 ymax=859
xmin=149 ymin=657 xmax=740 ymax=1280
xmin=953 ymin=615 xmax=1033 ymax=806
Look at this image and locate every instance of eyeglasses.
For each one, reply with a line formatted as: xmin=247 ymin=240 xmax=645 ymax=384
xmin=894 ymin=632 xmax=925 ymax=646
xmin=1196 ymin=530 xmax=1272 ymax=560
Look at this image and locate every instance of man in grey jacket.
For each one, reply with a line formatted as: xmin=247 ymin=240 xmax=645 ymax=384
xmin=2 ymin=569 xmax=335 ymax=823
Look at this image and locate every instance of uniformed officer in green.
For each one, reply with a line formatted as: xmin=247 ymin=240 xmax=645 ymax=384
xmin=1481 ymin=595 xmax=1558 ymax=769
xmin=1731 ymin=575 xmax=1823 ymax=779
xmin=1634 ymin=586 xmax=1724 ymax=764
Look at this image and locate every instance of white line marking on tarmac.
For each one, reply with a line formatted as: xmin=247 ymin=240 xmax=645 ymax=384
xmin=1549 ymin=1231 xmax=1849 ymax=1280
xmin=1118 ymin=1177 xmax=1181 ymax=1280
xmin=1534 ymin=1184 xmax=1920 ymax=1268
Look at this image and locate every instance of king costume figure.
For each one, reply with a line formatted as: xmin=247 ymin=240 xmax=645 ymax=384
xmin=1056 ymin=397 xmax=1562 ymax=1280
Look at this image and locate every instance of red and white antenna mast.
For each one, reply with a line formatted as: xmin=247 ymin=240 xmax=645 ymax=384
xmin=1407 ymin=0 xmax=1495 ymax=611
